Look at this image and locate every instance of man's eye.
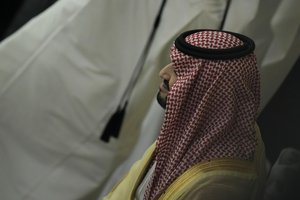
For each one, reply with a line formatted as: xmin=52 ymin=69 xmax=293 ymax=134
xmin=164 ymin=79 xmax=170 ymax=90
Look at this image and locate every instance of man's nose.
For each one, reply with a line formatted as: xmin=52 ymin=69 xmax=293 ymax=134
xmin=159 ymin=69 xmax=170 ymax=80
xmin=159 ymin=64 xmax=173 ymax=80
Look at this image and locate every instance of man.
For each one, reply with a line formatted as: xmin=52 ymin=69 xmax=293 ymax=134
xmin=104 ymin=29 xmax=266 ymax=200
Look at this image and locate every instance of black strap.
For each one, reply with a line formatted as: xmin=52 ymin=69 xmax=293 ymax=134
xmin=101 ymin=0 xmax=167 ymax=142
xmin=219 ymin=0 xmax=231 ymax=30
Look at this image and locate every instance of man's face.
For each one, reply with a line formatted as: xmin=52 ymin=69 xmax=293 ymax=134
xmin=157 ymin=63 xmax=177 ymax=109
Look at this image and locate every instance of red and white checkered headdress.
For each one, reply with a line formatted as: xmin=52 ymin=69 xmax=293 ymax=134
xmin=145 ymin=29 xmax=260 ymax=200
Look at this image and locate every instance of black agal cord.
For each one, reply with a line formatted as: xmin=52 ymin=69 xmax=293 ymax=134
xmin=101 ymin=0 xmax=167 ymax=142
xmin=174 ymin=29 xmax=255 ymax=60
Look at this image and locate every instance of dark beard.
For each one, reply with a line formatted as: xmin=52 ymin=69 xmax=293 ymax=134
xmin=156 ymin=91 xmax=166 ymax=109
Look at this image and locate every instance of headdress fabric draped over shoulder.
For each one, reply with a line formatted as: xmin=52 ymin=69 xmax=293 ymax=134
xmin=145 ymin=29 xmax=260 ymax=200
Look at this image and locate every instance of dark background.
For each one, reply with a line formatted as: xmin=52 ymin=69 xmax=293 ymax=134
xmin=258 ymin=57 xmax=300 ymax=164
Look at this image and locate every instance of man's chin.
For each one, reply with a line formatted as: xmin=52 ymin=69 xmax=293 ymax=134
xmin=156 ymin=92 xmax=166 ymax=109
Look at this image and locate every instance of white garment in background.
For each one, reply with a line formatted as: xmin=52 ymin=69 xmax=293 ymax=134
xmin=0 ymin=0 xmax=163 ymax=199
